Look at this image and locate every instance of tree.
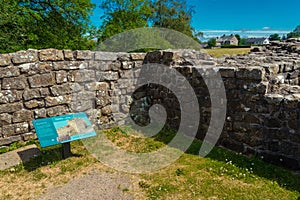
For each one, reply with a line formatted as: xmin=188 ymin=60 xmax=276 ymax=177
xmin=150 ymin=0 xmax=195 ymax=38
xmin=98 ymin=0 xmax=152 ymax=42
xmin=239 ymin=38 xmax=248 ymax=46
xmin=98 ymin=0 xmax=198 ymax=45
xmin=0 ymin=0 xmax=95 ymax=53
xmin=235 ymin=34 xmax=241 ymax=45
xmin=287 ymin=25 xmax=300 ymax=39
xmin=0 ymin=0 xmax=28 ymax=53
xmin=207 ymin=38 xmax=216 ymax=48
xmin=269 ymin=33 xmax=281 ymax=41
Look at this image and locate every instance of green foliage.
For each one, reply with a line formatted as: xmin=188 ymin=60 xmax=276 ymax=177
xmin=207 ymin=38 xmax=216 ymax=47
xmin=98 ymin=0 xmax=152 ymax=42
xmin=269 ymin=33 xmax=281 ymax=41
xmin=0 ymin=0 xmax=95 ymax=53
xmin=239 ymin=38 xmax=248 ymax=46
xmin=97 ymin=0 xmax=199 ymax=48
xmin=235 ymin=34 xmax=241 ymax=45
xmin=287 ymin=25 xmax=300 ymax=39
xmin=97 ymin=27 xmax=174 ymax=52
xmin=97 ymin=27 xmax=201 ymax=52
xmin=151 ymin=0 xmax=195 ymax=38
xmin=0 ymin=140 xmax=39 ymax=154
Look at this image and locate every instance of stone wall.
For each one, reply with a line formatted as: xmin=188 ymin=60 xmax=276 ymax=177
xmin=0 ymin=39 xmax=300 ymax=170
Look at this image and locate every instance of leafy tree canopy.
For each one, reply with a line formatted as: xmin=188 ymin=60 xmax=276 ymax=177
xmin=0 ymin=0 xmax=95 ymax=53
xmin=98 ymin=0 xmax=152 ymax=42
xmin=269 ymin=33 xmax=281 ymax=41
xmin=287 ymin=25 xmax=300 ymax=39
xmin=207 ymin=38 xmax=216 ymax=48
xmin=98 ymin=0 xmax=200 ymax=48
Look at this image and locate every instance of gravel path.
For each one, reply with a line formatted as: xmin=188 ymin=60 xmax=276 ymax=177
xmin=40 ymin=170 xmax=139 ymax=200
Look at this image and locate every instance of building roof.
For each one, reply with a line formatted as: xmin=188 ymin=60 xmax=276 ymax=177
xmin=246 ymin=37 xmax=268 ymax=43
xmin=216 ymin=35 xmax=237 ymax=42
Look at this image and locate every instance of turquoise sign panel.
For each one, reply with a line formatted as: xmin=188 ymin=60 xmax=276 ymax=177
xmin=32 ymin=112 xmax=96 ymax=148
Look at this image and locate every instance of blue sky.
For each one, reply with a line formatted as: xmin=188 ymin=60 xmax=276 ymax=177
xmin=91 ymin=0 xmax=300 ymax=31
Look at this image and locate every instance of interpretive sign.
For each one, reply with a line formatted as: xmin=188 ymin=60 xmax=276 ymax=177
xmin=32 ymin=112 xmax=96 ymax=148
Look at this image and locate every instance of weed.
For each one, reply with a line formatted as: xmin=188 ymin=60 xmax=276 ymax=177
xmin=139 ymin=181 xmax=150 ymax=188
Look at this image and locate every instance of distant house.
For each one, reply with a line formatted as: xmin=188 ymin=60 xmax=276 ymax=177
xmin=246 ymin=38 xmax=270 ymax=45
xmin=216 ymin=35 xmax=239 ymax=47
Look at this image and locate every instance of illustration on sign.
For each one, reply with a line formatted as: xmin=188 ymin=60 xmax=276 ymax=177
xmin=32 ymin=112 xmax=96 ymax=148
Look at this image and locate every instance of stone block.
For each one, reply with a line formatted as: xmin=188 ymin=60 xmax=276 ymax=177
xmin=24 ymin=100 xmax=44 ymax=109
xmin=23 ymin=88 xmax=41 ymax=100
xmin=19 ymin=62 xmax=54 ymax=75
xmin=96 ymin=71 xmax=119 ymax=81
xmin=0 ymin=90 xmax=23 ymax=103
xmin=55 ymin=71 xmax=68 ymax=84
xmin=53 ymin=61 xmax=87 ymax=70
xmin=131 ymin=53 xmax=146 ymax=61
xmin=70 ymin=99 xmax=95 ymax=112
xmin=0 ymin=54 xmax=11 ymax=66
xmin=0 ymin=102 xmax=23 ymax=114
xmin=70 ymin=70 xmax=95 ymax=82
xmin=96 ymin=96 xmax=110 ymax=108
xmin=13 ymin=110 xmax=33 ymax=123
xmin=50 ymin=84 xmax=72 ymax=96
xmin=2 ymin=122 xmax=29 ymax=136
xmin=95 ymin=52 xmax=118 ymax=61
xmin=39 ymin=49 xmax=64 ymax=61
xmin=101 ymin=107 xmax=112 ymax=115
xmin=236 ymin=67 xmax=265 ymax=81
xmin=218 ymin=67 xmax=236 ymax=78
xmin=2 ymin=76 xmax=28 ymax=90
xmin=63 ymin=50 xmax=74 ymax=60
xmin=144 ymin=51 xmax=162 ymax=63
xmin=73 ymin=91 xmax=95 ymax=101
xmin=40 ymin=88 xmax=50 ymax=97
xmin=89 ymin=61 xmax=112 ymax=71
xmin=0 ymin=135 xmax=22 ymax=146
xmin=22 ymin=132 xmax=37 ymax=141
xmin=85 ymin=82 xmax=108 ymax=92
xmin=110 ymin=61 xmax=121 ymax=71
xmin=0 ymin=113 xmax=12 ymax=126
xmin=34 ymin=108 xmax=47 ymax=118
xmin=28 ymin=73 xmax=55 ymax=88
xmin=0 ymin=66 xmax=20 ymax=78
xmin=121 ymin=61 xmax=134 ymax=70
xmin=45 ymin=95 xmax=71 ymax=107
xmin=47 ymin=106 xmax=68 ymax=117
xmin=10 ymin=49 xmax=38 ymax=64
xmin=74 ymin=50 xmax=94 ymax=60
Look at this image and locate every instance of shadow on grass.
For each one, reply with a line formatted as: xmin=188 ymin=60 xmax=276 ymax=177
xmin=23 ymin=144 xmax=83 ymax=172
xmin=189 ymin=140 xmax=300 ymax=193
xmin=151 ymin=127 xmax=300 ymax=193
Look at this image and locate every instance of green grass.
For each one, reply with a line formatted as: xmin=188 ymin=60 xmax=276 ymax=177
xmin=103 ymin=127 xmax=300 ymax=199
xmin=204 ymin=48 xmax=251 ymax=58
xmin=0 ymin=140 xmax=39 ymax=154
xmin=0 ymin=127 xmax=299 ymax=200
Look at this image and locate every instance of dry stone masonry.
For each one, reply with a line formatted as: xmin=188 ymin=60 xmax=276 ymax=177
xmin=1 ymin=38 xmax=300 ymax=170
